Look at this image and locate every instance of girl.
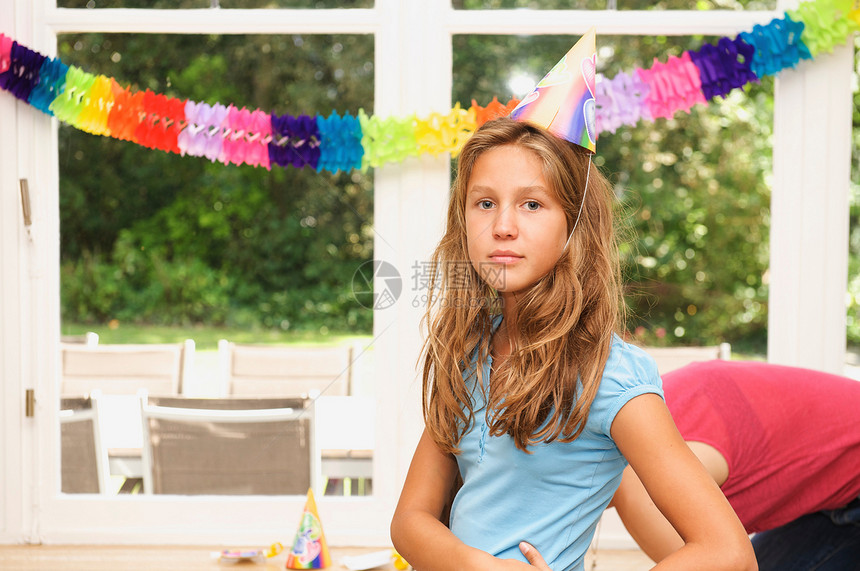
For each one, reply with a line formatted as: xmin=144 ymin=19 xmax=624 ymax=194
xmin=390 ymin=117 xmax=755 ymax=571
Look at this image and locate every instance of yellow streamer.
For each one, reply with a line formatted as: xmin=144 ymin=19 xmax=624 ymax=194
xmin=414 ymin=103 xmax=477 ymax=158
xmin=76 ymin=75 xmax=115 ymax=136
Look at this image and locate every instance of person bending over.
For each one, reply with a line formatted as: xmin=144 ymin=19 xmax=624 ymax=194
xmin=611 ymin=360 xmax=860 ymax=571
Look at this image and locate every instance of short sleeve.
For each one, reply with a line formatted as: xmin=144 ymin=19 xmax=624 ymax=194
xmin=588 ymin=338 xmax=664 ymax=438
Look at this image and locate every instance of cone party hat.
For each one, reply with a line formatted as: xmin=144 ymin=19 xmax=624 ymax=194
xmin=510 ymin=27 xmax=598 ymax=153
xmin=286 ymin=489 xmax=332 ymax=569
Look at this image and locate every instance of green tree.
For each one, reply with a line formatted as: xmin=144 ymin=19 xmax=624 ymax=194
xmin=847 ymin=36 xmax=860 ymax=346
xmin=59 ymin=32 xmax=375 ymax=332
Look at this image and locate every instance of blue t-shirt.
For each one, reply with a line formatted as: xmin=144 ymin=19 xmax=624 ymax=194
xmin=449 ymin=331 xmax=663 ymax=571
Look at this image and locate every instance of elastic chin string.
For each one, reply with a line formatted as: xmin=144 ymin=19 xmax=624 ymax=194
xmin=563 ymin=153 xmax=592 ymax=251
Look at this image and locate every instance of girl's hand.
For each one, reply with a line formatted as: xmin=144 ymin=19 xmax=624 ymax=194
xmin=478 ymin=542 xmax=550 ymax=570
xmin=519 ymin=542 xmax=551 ymax=569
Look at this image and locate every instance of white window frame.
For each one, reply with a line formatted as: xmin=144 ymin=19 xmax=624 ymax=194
xmin=0 ymin=0 xmax=851 ymax=545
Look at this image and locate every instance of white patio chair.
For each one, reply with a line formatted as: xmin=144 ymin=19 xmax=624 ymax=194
xmin=60 ymin=331 xmax=99 ymax=345
xmin=139 ymin=394 xmax=319 ymax=496
xmin=217 ymin=340 xmax=352 ymax=398
xmin=642 ymin=342 xmax=732 ymax=375
xmin=59 ymin=390 xmax=110 ymax=494
xmin=61 ymin=339 xmax=195 ymax=396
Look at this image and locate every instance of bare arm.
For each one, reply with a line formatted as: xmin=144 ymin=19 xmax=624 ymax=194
xmin=610 ymin=441 xmax=733 ymax=562
xmin=610 ymin=465 xmax=685 ymax=561
xmin=610 ymin=394 xmax=756 ymax=571
xmin=390 ymin=429 xmax=547 ymax=570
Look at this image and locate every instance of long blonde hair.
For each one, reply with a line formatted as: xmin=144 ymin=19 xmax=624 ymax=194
xmin=421 ymin=117 xmax=623 ymax=453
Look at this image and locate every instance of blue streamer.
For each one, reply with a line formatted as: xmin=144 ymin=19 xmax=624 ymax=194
xmin=28 ymin=56 xmax=69 ymax=115
xmin=739 ymin=13 xmax=812 ymax=78
xmin=316 ymin=111 xmax=364 ymax=174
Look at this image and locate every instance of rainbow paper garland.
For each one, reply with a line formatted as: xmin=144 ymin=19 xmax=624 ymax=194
xmin=1 ymin=0 xmax=857 ymax=173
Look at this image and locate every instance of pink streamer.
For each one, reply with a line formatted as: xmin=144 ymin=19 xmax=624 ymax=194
xmin=220 ymin=105 xmax=249 ymax=166
xmin=0 ymin=34 xmax=12 ymax=74
xmin=636 ymin=53 xmax=706 ymax=120
xmin=243 ymin=109 xmax=272 ymax=170
xmin=217 ymin=106 xmax=272 ymax=169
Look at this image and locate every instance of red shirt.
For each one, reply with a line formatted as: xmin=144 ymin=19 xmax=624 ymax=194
xmin=663 ymin=360 xmax=860 ymax=533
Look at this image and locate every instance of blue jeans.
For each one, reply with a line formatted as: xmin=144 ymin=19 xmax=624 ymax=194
xmin=752 ymin=496 xmax=860 ymax=571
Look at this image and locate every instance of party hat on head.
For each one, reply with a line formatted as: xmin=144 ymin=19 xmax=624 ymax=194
xmin=286 ymin=489 xmax=332 ymax=569
xmin=510 ymin=28 xmax=598 ymax=153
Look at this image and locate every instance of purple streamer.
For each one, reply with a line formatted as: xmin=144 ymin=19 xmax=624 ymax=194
xmin=595 ymin=71 xmax=652 ymax=135
xmin=203 ymin=103 xmax=229 ymax=162
xmin=179 ymin=101 xmax=229 ymax=161
xmin=269 ymin=113 xmax=321 ymax=170
xmin=0 ymin=42 xmax=47 ymax=102
xmin=688 ymin=37 xmax=758 ymax=100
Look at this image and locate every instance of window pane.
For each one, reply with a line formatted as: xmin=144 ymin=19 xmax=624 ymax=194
xmin=848 ymin=36 xmax=860 ymax=373
xmin=57 ymin=32 xmax=376 ymax=495
xmin=58 ymin=0 xmax=374 ymax=8
xmin=454 ymin=34 xmax=773 ymax=354
xmin=453 ymin=0 xmax=604 ymax=8
xmin=453 ymin=0 xmax=776 ymax=9
xmin=615 ymin=0 xmax=776 ymax=10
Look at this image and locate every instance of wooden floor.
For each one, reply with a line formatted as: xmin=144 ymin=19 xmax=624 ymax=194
xmin=0 ymin=544 xmax=654 ymax=570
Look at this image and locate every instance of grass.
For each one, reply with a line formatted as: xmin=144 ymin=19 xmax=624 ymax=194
xmin=61 ymin=322 xmax=372 ymax=350
xmin=60 ymin=322 xmax=860 ymax=361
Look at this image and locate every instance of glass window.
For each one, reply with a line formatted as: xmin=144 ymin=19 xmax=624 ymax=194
xmin=452 ymin=0 xmax=604 ymax=8
xmin=58 ymin=0 xmax=374 ymax=9
xmin=452 ymin=0 xmax=777 ymax=10
xmin=847 ymin=37 xmax=860 ymax=370
xmin=454 ymin=33 xmax=773 ymax=354
xmin=616 ymin=0 xmax=776 ymax=10
xmin=57 ymin=32 xmax=376 ymax=495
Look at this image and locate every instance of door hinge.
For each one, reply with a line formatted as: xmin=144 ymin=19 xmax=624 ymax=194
xmin=19 ymin=178 xmax=32 ymax=227
xmin=25 ymin=388 xmax=35 ymax=417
